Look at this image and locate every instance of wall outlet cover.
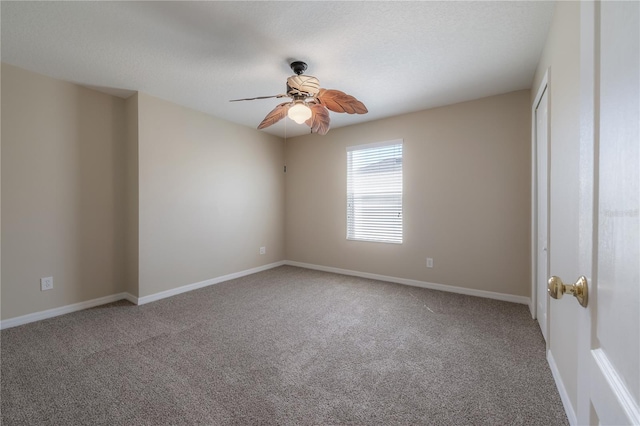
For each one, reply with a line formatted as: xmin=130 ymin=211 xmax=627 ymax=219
xmin=41 ymin=276 xmax=54 ymax=291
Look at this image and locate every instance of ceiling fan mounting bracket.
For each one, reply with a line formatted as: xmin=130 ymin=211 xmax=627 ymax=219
xmin=290 ymin=61 xmax=307 ymax=75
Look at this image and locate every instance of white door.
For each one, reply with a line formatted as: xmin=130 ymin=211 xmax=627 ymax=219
xmin=535 ymin=86 xmax=549 ymax=342
xmin=571 ymin=1 xmax=639 ymax=424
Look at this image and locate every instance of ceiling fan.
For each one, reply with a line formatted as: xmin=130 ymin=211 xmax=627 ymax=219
xmin=230 ymin=61 xmax=368 ymax=135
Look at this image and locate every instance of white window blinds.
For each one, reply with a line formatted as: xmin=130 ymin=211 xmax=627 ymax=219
xmin=347 ymin=140 xmax=403 ymax=244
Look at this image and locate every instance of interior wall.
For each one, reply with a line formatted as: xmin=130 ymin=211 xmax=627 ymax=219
xmin=1 ymin=63 xmax=127 ymax=319
xmin=531 ymin=0 xmax=581 ymax=413
xmin=1 ymin=59 xmax=3 ymax=322
xmin=0 ymin=64 xmax=533 ymax=318
xmin=137 ymin=93 xmax=285 ymax=298
xmin=124 ymin=93 xmax=139 ymax=297
xmin=285 ymin=90 xmax=531 ymax=297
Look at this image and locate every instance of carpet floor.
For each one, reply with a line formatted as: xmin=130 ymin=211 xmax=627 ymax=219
xmin=1 ymin=266 xmax=568 ymax=425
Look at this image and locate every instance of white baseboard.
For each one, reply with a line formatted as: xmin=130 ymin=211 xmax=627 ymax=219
xmin=1 ymin=260 xmax=528 ymax=330
xmin=136 ymin=261 xmax=286 ymax=305
xmin=548 ymin=349 xmax=578 ymax=426
xmin=529 ymin=300 xmax=536 ymax=319
xmin=0 ymin=262 xmax=285 ymax=329
xmin=122 ymin=292 xmax=139 ymax=305
xmin=284 ymin=260 xmax=531 ymax=305
xmin=0 ymin=292 xmax=136 ymax=330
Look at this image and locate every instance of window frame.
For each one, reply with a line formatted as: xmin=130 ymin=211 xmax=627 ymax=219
xmin=346 ymin=139 xmax=404 ymax=244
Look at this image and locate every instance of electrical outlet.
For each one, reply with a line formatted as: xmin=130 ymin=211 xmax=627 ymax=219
xmin=259 ymin=247 xmax=266 ymax=255
xmin=41 ymin=276 xmax=53 ymax=291
xmin=426 ymin=258 xmax=434 ymax=268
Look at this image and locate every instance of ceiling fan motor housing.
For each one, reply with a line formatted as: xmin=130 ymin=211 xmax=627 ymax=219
xmin=287 ymin=75 xmax=320 ymax=98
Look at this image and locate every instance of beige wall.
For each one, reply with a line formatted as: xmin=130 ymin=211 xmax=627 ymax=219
xmin=1 ymin=61 xmax=3 ymax=321
xmin=124 ymin=93 xmax=139 ymax=297
xmin=532 ymin=0 xmax=581 ymax=413
xmin=0 ymin=63 xmax=533 ymax=320
xmin=1 ymin=66 xmax=286 ymax=317
xmin=1 ymin=63 xmax=127 ymax=319
xmin=285 ymin=90 xmax=531 ymax=297
xmin=137 ymin=93 xmax=285 ymax=298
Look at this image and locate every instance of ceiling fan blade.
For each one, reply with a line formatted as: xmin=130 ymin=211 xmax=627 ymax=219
xmin=230 ymin=94 xmax=287 ymax=102
xmin=316 ymin=89 xmax=368 ymax=114
xmin=305 ymin=104 xmax=331 ymax=135
xmin=257 ymin=102 xmax=291 ymax=130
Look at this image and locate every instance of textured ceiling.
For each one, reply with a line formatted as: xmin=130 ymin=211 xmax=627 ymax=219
xmin=1 ymin=1 xmax=554 ymax=138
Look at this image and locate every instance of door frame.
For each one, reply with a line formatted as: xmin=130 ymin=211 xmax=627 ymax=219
xmin=530 ymin=69 xmax=551 ymax=347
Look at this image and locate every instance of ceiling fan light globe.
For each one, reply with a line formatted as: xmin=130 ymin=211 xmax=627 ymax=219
xmin=288 ymin=103 xmax=312 ymax=124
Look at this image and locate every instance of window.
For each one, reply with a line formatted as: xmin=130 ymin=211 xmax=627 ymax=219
xmin=347 ymin=140 xmax=403 ymax=244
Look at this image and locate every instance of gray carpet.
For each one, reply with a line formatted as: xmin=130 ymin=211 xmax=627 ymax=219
xmin=1 ymin=266 xmax=568 ymax=425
